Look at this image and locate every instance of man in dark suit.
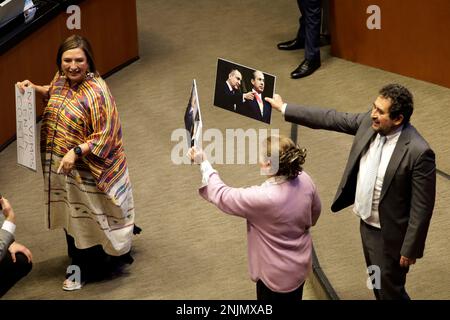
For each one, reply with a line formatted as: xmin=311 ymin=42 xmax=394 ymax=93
xmin=238 ymin=70 xmax=272 ymax=124
xmin=0 ymin=196 xmax=33 ymax=297
xmin=266 ymin=84 xmax=436 ymax=299
xmin=277 ymin=0 xmax=322 ymax=79
xmin=214 ymin=69 xmax=253 ymax=112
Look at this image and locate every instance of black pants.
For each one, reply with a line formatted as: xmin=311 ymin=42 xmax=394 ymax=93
xmin=360 ymin=220 xmax=410 ymax=300
xmin=256 ymin=280 xmax=304 ymax=301
xmin=65 ymin=233 xmax=133 ymax=283
xmin=0 ymin=252 xmax=32 ymax=297
xmin=296 ymin=0 xmax=322 ymax=61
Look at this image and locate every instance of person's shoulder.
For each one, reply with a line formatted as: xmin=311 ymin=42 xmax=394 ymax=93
xmin=83 ymin=75 xmax=109 ymax=95
xmin=50 ymin=72 xmax=65 ymax=87
xmin=403 ymin=124 xmax=434 ymax=153
xmin=297 ymin=171 xmax=317 ymax=186
xmin=89 ymin=74 xmax=107 ymax=87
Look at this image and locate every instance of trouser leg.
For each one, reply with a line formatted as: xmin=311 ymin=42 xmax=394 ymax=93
xmin=0 ymin=252 xmax=32 ymax=297
xmin=256 ymin=280 xmax=304 ymax=301
xmin=298 ymin=0 xmax=322 ymax=61
xmin=360 ymin=220 xmax=410 ymax=300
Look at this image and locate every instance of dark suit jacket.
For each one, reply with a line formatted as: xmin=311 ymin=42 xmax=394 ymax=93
xmin=184 ymin=101 xmax=200 ymax=148
xmin=0 ymin=229 xmax=14 ymax=263
xmin=239 ymin=97 xmax=272 ymax=124
xmin=214 ymin=82 xmax=243 ymax=112
xmin=184 ymin=102 xmax=194 ymax=147
xmin=285 ymin=104 xmax=436 ymax=259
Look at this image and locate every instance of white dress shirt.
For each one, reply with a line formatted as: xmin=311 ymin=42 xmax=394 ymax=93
xmin=281 ymin=103 xmax=288 ymax=115
xmin=354 ymin=126 xmax=403 ymax=228
xmin=1 ymin=220 xmax=16 ymax=235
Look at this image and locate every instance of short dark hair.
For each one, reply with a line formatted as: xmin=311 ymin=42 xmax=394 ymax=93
xmin=56 ymin=35 xmax=96 ymax=74
xmin=252 ymin=70 xmax=263 ymax=80
xmin=229 ymin=69 xmax=240 ymax=76
xmin=379 ymin=84 xmax=414 ymax=124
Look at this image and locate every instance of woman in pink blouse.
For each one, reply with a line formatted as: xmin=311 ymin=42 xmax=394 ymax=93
xmin=189 ymin=135 xmax=321 ymax=301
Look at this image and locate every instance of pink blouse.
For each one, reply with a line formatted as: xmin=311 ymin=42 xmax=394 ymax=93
xmin=199 ymin=167 xmax=321 ymax=293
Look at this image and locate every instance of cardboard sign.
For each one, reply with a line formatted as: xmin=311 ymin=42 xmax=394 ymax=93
xmin=15 ymin=86 xmax=37 ymax=171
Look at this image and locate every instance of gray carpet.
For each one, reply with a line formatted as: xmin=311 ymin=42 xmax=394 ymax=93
xmin=1 ymin=0 xmax=449 ymax=300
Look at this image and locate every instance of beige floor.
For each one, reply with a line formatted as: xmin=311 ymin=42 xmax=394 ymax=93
xmin=1 ymin=0 xmax=449 ymax=300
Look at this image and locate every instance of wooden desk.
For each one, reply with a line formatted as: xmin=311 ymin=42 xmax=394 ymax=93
xmin=0 ymin=0 xmax=139 ymax=150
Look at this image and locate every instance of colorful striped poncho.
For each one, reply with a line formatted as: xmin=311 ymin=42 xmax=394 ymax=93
xmin=40 ymin=73 xmax=135 ymax=256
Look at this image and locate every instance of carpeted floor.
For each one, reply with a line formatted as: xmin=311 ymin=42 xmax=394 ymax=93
xmin=1 ymin=0 xmax=449 ymax=300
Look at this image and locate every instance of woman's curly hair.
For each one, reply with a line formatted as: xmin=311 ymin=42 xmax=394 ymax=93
xmin=263 ymin=135 xmax=307 ymax=179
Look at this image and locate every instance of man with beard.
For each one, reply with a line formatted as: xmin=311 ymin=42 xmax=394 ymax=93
xmin=265 ymin=83 xmax=436 ymax=300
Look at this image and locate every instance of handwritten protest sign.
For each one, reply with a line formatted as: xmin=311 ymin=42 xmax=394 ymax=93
xmin=15 ymin=86 xmax=37 ymax=171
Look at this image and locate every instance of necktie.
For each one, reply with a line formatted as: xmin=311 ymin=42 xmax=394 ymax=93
xmin=254 ymin=93 xmax=264 ymax=116
xmin=354 ymin=135 xmax=387 ymax=219
xmin=255 ymin=93 xmax=262 ymax=104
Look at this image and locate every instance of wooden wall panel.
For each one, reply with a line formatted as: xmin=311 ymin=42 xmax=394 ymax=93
xmin=60 ymin=0 xmax=139 ymax=75
xmin=1 ymin=18 xmax=62 ymax=147
xmin=330 ymin=0 xmax=450 ymax=89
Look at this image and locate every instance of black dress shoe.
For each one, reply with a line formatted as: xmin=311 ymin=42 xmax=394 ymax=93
xmin=277 ymin=38 xmax=304 ymax=50
xmin=290 ymin=59 xmax=321 ymax=79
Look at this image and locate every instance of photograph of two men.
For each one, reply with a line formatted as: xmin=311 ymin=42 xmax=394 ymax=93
xmin=213 ymin=58 xmax=275 ymax=124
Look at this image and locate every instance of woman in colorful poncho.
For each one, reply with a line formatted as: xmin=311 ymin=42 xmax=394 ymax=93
xmin=17 ymin=35 xmax=137 ymax=291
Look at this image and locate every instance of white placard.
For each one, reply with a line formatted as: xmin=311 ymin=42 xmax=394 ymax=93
xmin=15 ymin=86 xmax=37 ymax=171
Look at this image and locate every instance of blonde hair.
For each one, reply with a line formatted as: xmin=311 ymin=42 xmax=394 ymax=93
xmin=262 ymin=135 xmax=306 ymax=179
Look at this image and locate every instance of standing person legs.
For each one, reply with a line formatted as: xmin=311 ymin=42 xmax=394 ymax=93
xmin=277 ymin=1 xmax=305 ymax=50
xmin=360 ymin=220 xmax=410 ymax=300
xmin=65 ymin=232 xmax=109 ymax=285
xmin=256 ymin=280 xmax=304 ymax=301
xmin=64 ymin=231 xmax=133 ymax=290
xmin=291 ymin=0 xmax=322 ymax=78
xmin=296 ymin=0 xmax=306 ymax=45
xmin=299 ymin=0 xmax=321 ymax=62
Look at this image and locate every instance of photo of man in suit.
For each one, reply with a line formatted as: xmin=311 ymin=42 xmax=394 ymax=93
xmin=266 ymin=83 xmax=436 ymax=300
xmin=184 ymin=80 xmax=202 ymax=149
xmin=238 ymin=70 xmax=272 ymax=124
xmin=213 ymin=58 xmax=275 ymax=124
xmin=184 ymin=87 xmax=198 ymax=148
xmin=214 ymin=68 xmax=254 ymax=112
